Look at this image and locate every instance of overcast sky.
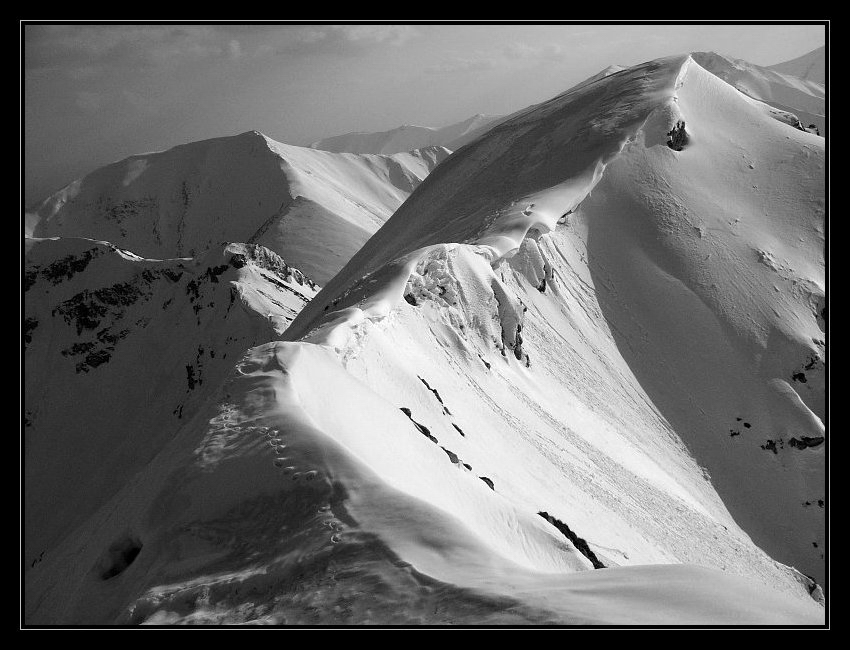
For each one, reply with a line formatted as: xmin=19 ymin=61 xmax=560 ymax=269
xmin=24 ymin=23 xmax=825 ymax=205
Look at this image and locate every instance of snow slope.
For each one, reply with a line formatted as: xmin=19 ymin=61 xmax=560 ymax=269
xmin=24 ymin=237 xmax=319 ymax=575
xmin=25 ymin=53 xmax=825 ymax=625
xmin=768 ymin=46 xmax=825 ymax=85
xmin=310 ymin=114 xmax=504 ymax=155
xmin=692 ymin=50 xmax=825 ymax=134
xmin=24 ymin=338 xmax=823 ymax=624
xmin=29 ymin=132 xmax=450 ymax=285
xmin=570 ymin=64 xmax=628 ymax=92
xmin=285 ymin=53 xmax=825 ymax=601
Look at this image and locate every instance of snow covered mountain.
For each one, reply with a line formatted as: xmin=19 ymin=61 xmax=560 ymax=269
xmin=29 ymin=132 xmax=450 ymax=285
xmin=768 ymin=46 xmax=825 ymax=85
xmin=310 ymin=113 xmax=504 ymax=155
xmin=692 ymin=49 xmax=825 ymax=134
xmin=285 ymin=51 xmax=826 ymax=602
xmin=570 ymin=64 xmax=628 ymax=91
xmin=24 ymin=52 xmax=826 ymax=625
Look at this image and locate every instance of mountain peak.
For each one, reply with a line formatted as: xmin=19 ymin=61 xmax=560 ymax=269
xmin=29 ymin=132 xmax=450 ymax=285
xmin=284 ymin=53 xmax=824 ymax=603
xmin=239 ymin=129 xmax=270 ymax=140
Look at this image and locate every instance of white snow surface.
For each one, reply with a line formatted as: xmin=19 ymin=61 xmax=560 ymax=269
xmin=284 ymin=54 xmax=825 ymax=612
xmin=29 ymin=132 xmax=450 ymax=285
xmin=25 ymin=54 xmax=825 ymax=625
xmin=692 ymin=49 xmax=825 ymax=134
xmin=310 ymin=114 xmax=505 ymax=155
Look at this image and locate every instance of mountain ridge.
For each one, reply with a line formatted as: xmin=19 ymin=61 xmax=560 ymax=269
xmin=309 ymin=113 xmax=505 ymax=155
xmin=24 ymin=51 xmax=826 ymax=625
xmin=285 ymin=53 xmax=825 ymax=590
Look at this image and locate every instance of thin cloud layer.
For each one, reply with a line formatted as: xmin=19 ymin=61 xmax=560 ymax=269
xmin=269 ymin=24 xmax=418 ymax=55
xmin=502 ymin=42 xmax=566 ymax=61
xmin=426 ymin=41 xmax=568 ymax=74
xmin=26 ymin=25 xmax=233 ymax=72
xmin=424 ymin=56 xmax=497 ymax=74
xmin=26 ymin=24 xmax=420 ymax=76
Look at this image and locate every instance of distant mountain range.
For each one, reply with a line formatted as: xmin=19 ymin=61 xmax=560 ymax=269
xmin=768 ymin=45 xmax=825 ymax=84
xmin=310 ymin=113 xmax=505 ymax=154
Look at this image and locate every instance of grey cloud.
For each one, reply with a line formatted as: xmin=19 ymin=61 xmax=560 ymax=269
xmin=270 ymin=24 xmax=419 ymax=56
xmin=427 ymin=41 xmax=568 ymax=75
xmin=26 ymin=25 xmax=232 ymax=73
xmin=25 ymin=24 xmax=420 ymax=76
xmin=424 ymin=56 xmax=497 ymax=74
xmin=502 ymin=42 xmax=567 ymax=61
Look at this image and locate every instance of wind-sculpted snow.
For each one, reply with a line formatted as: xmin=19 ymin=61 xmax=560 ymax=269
xmin=29 ymin=132 xmax=450 ymax=285
xmin=286 ymin=55 xmax=699 ymax=342
xmin=25 ymin=53 xmax=826 ymax=624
